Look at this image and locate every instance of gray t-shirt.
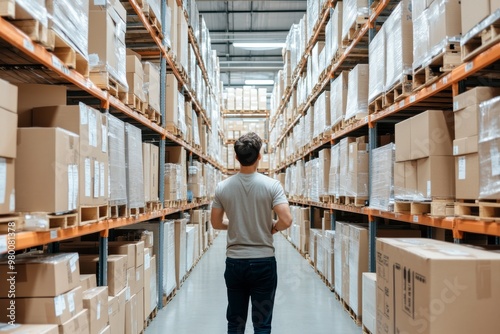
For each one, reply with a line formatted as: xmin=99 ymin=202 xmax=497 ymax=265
xmin=212 ymin=172 xmax=288 ymax=258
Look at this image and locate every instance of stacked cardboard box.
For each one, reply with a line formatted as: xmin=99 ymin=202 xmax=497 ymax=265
xmin=478 ymin=96 xmax=500 ymax=199
xmin=142 ymin=143 xmax=160 ymax=203
xmin=346 ymin=137 xmax=369 ymax=199
xmin=32 ymin=103 xmax=109 ymax=213
xmin=175 ymin=219 xmax=188 ymax=288
xmin=368 ymin=24 xmax=386 ymax=103
xmin=125 ymin=124 xmax=145 ymax=209
xmin=394 ymin=110 xmax=454 ymax=201
xmin=313 ymin=91 xmax=331 ymax=139
xmin=188 ymin=161 xmax=205 ymax=198
xmin=186 ymin=225 xmax=196 ymax=272
xmin=108 ymin=114 xmax=127 ymax=206
xmin=362 ymin=273 xmax=376 ymax=334
xmin=342 ymin=0 xmax=369 ymax=44
xmin=0 ymin=79 xmax=17 ymax=215
xmin=0 ymin=253 xmax=85 ymax=330
xmin=369 ymin=143 xmax=395 ymax=212
xmin=88 ymin=1 xmax=128 ymax=90
xmin=376 ymin=238 xmax=500 ymax=334
xmin=126 ymin=52 xmax=146 ymax=103
xmin=452 ymin=87 xmax=500 ymax=199
xmin=165 ymin=146 xmax=187 ymax=201
xmin=345 ymin=64 xmax=369 ymax=121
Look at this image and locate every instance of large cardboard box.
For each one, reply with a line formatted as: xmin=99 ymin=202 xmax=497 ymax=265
xmin=82 ymin=287 xmax=108 ymax=334
xmin=454 ymin=104 xmax=479 ymax=139
xmin=461 ymin=0 xmax=490 ymax=34
xmin=58 ymin=309 xmax=89 ymax=334
xmin=376 ymin=238 xmax=500 ymax=334
xmin=88 ymin=3 xmax=127 ymax=88
xmin=0 ymin=107 xmax=17 ymax=159
xmin=455 ymin=153 xmax=479 ymax=199
xmin=479 ymin=137 xmax=500 ymax=200
xmin=80 ymin=274 xmax=97 ymax=291
xmin=0 ymin=324 xmax=58 ymax=333
xmin=349 ymin=224 xmax=368 ymax=318
xmin=108 ymin=242 xmax=134 ymax=269
xmin=16 ymin=83 xmax=66 ymax=127
xmin=108 ymin=288 xmax=126 ymax=334
xmin=125 ymin=123 xmax=145 ymax=209
xmin=428 ymin=0 xmax=462 ymax=50
xmin=177 ymin=7 xmax=188 ymax=70
xmin=175 ymin=219 xmax=187 ymax=288
xmin=78 ymin=255 xmax=127 ymax=296
xmin=347 ymin=143 xmax=369 ymax=197
xmin=136 ymin=289 xmax=144 ymax=333
xmin=0 ymin=77 xmax=18 ymax=114
xmin=410 ymin=110 xmax=454 ymax=160
xmin=126 ymin=72 xmax=146 ymax=102
xmin=32 ymin=104 xmax=109 ymax=206
xmin=394 ymin=160 xmax=418 ymax=200
xmin=150 ymin=144 xmax=159 ymax=202
xmin=166 ymin=74 xmax=179 ymax=127
xmin=362 ymin=273 xmax=376 ymax=334
xmin=453 ymin=87 xmax=500 ymax=111
xmin=0 ymin=286 xmax=83 ymax=325
xmin=143 ymin=62 xmax=160 ymax=112
xmin=135 ymin=265 xmax=145 ymax=296
xmin=126 ymin=54 xmax=143 ymax=78
xmin=417 ymin=156 xmax=455 ymax=199
xmin=107 ymin=114 xmax=127 ymax=206
xmin=453 ymin=135 xmax=478 ymax=156
xmin=0 ymin=158 xmax=15 ymax=214
xmin=125 ymin=293 xmax=138 ymax=334
xmin=395 ymin=118 xmax=411 ymax=162
xmin=16 ymin=128 xmax=79 ymax=213
xmin=0 ymin=253 xmax=80 ymax=298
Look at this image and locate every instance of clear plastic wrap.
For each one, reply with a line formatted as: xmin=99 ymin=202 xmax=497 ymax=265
xmin=107 ymin=114 xmax=127 ymax=205
xmin=316 ymin=232 xmax=325 ymax=276
xmin=177 ymin=92 xmax=187 ymax=135
xmin=412 ymin=11 xmax=430 ymax=70
xmin=164 ymin=163 xmax=181 ymax=200
xmin=346 ymin=143 xmax=369 ymax=198
xmin=125 ymin=123 xmax=145 ymax=208
xmin=164 ymin=4 xmax=172 ymax=49
xmin=89 ymin=4 xmax=128 ymax=90
xmin=47 ymin=0 xmax=89 ymax=59
xmin=11 ymin=0 xmax=48 ymax=26
xmin=384 ymin=0 xmax=413 ymax=91
xmin=143 ymin=62 xmax=161 ymax=112
xmin=328 ymin=143 xmax=340 ymax=196
xmin=305 ymin=110 xmax=313 ymax=148
xmin=192 ymin=109 xmax=200 ymax=146
xmin=368 ymin=25 xmax=385 ymax=103
xmin=318 ymin=149 xmax=331 ymax=197
xmin=479 ymin=97 xmax=500 ymax=199
xmin=145 ymin=0 xmax=161 ymax=24
xmin=345 ymin=64 xmax=369 ymax=120
xmin=325 ymin=18 xmax=333 ymax=65
xmin=369 ymin=143 xmax=395 ymax=212
xmin=313 ymin=91 xmax=331 ymax=138
xmin=307 ymin=0 xmax=320 ymax=41
xmin=342 ymin=0 xmax=369 ymax=42
xmin=331 ymin=2 xmax=343 ymax=61
xmin=330 ymin=71 xmax=348 ymax=127
xmin=338 ymin=138 xmax=352 ymax=196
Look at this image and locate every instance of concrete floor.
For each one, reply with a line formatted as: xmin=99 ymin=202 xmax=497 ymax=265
xmin=146 ymin=232 xmax=362 ymax=334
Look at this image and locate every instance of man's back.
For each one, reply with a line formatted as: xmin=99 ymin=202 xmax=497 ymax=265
xmin=213 ymin=172 xmax=287 ymax=259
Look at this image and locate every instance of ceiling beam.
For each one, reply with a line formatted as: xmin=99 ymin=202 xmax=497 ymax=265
xmin=200 ymin=9 xmax=306 ymax=14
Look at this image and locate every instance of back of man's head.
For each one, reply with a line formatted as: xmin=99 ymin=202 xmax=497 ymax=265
xmin=234 ymin=132 xmax=262 ymax=166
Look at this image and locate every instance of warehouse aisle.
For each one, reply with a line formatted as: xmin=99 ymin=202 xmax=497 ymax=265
xmin=146 ymin=232 xmax=361 ymax=334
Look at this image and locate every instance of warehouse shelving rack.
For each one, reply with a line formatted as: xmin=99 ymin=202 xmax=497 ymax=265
xmin=270 ymin=0 xmax=500 ymax=271
xmin=0 ymin=0 xmax=223 ymax=310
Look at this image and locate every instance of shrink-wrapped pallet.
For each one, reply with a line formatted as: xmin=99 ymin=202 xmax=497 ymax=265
xmin=125 ymin=123 xmax=145 ymax=209
xmin=341 ymin=0 xmax=369 ymax=43
xmin=369 ymin=143 xmax=395 ymax=211
xmin=330 ymin=71 xmax=348 ymax=128
xmin=479 ymin=97 xmax=500 ymax=199
xmin=108 ymin=114 xmax=127 ymax=205
xmin=313 ymin=91 xmax=331 ymax=138
xmin=331 ymin=2 xmax=344 ymax=61
xmin=328 ymin=143 xmax=341 ymax=196
xmin=368 ymin=25 xmax=385 ymax=103
xmin=345 ymin=64 xmax=369 ymax=120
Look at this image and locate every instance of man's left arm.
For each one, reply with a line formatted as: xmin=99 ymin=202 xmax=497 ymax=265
xmin=211 ymin=207 xmax=228 ymax=230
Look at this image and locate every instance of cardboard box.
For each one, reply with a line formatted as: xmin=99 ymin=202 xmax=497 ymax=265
xmin=126 ymin=72 xmax=145 ymax=102
xmin=82 ymin=287 xmax=108 ymax=334
xmin=58 ymin=309 xmax=90 ymax=334
xmin=0 ymin=253 xmax=80 ymax=298
xmin=0 ymin=324 xmax=58 ymax=333
xmin=126 ymin=54 xmax=143 ymax=78
xmin=148 ymin=254 xmax=157 ymax=314
xmin=143 ymin=248 xmax=152 ymax=319
xmin=455 ymin=153 xmax=479 ymax=199
xmin=479 ymin=138 xmax=500 ymax=200
xmin=0 ymin=286 xmax=83 ymax=325
xmin=454 ymin=104 xmax=479 ymax=139
xmin=0 ymin=78 xmax=17 ymax=114
xmin=428 ymin=0 xmax=462 ymax=50
xmin=125 ymin=293 xmax=138 ymax=334
xmin=362 ymin=273 xmax=376 ymax=334
xmin=177 ymin=7 xmax=188 ymax=70
xmin=165 ymin=146 xmax=186 ymax=165
xmin=32 ymin=104 xmax=109 ymax=206
xmin=143 ymin=62 xmax=160 ymax=113
xmin=410 ymin=110 xmax=454 ymax=160
xmin=134 ymin=265 xmax=144 ymax=295
xmin=0 ymin=107 xmax=17 ymax=159
xmin=395 ymin=118 xmax=411 ymax=162
xmin=0 ymin=158 xmax=15 ymax=215
xmin=175 ymin=219 xmax=187 ymax=288
xmin=417 ymin=156 xmax=455 ymax=199
xmin=492 ymin=0 xmax=500 ymax=12
xmin=150 ymin=144 xmax=159 ymax=202
xmin=80 ymin=274 xmax=97 ymax=291
xmin=376 ymin=238 xmax=500 ymax=334
xmin=394 ymin=160 xmax=418 ymax=200
xmin=108 ymin=288 xmax=126 ymax=334
xmin=453 ymin=136 xmax=478 ymax=156
xmin=461 ymin=0 xmax=489 ymax=34
xmin=143 ymin=144 xmax=152 ymax=202
xmin=78 ymin=254 xmax=127 ymax=296
xmin=16 ymin=128 xmax=79 ymax=213
xmin=100 ymin=326 xmax=110 ymax=334
xmin=125 ymin=123 xmax=145 ymax=209
xmin=136 ymin=289 xmax=144 ymax=333
xmin=127 ymin=267 xmax=136 ymax=298
xmin=453 ymin=87 xmax=500 ymax=111
xmin=16 ymin=83 xmax=66 ymax=127
xmin=108 ymin=241 xmax=134 ymax=269
xmin=166 ymin=73 xmax=179 ymax=127
xmin=349 ymin=224 xmax=368 ymax=318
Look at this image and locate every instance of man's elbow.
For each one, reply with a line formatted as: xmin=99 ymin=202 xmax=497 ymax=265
xmin=283 ymin=215 xmax=293 ymax=228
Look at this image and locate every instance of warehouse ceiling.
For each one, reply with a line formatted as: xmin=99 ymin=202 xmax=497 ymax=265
xmin=196 ymin=0 xmax=306 ymax=89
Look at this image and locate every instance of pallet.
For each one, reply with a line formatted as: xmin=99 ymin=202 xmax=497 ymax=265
xmin=362 ymin=325 xmax=373 ymax=334
xmin=383 ymin=74 xmax=413 ymax=107
xmin=394 ymin=199 xmax=454 ymax=216
xmin=11 ymin=19 xmax=52 ymax=49
xmin=146 ymin=201 xmax=162 ymax=212
xmin=413 ymin=42 xmax=461 ymax=91
xmin=341 ymin=298 xmax=362 ymax=326
xmin=144 ymin=307 xmax=158 ymax=329
xmin=368 ymin=94 xmax=384 ymax=114
xmin=19 ymin=211 xmax=78 ymax=231
xmin=164 ymin=200 xmax=182 ymax=208
xmin=50 ymin=29 xmax=89 ymax=77
xmin=462 ymin=10 xmax=500 ymax=62
xmin=89 ymin=71 xmax=128 ymax=99
xmin=0 ymin=215 xmax=23 ymax=233
xmin=142 ymin=3 xmax=163 ymax=39
xmin=346 ymin=196 xmax=368 ymax=207
xmin=320 ymin=195 xmax=336 ymax=204
xmin=127 ymin=94 xmax=146 ymax=114
xmin=455 ymin=199 xmax=500 ymax=222
xmin=166 ymin=123 xmax=182 ymax=137
xmin=145 ymin=106 xmax=161 ymax=125
xmin=342 ymin=115 xmax=365 ymax=128
xmin=162 ymin=289 xmax=177 ymax=307
xmin=129 ymin=207 xmax=146 ymax=217
xmin=342 ymin=16 xmax=369 ymax=47
xmin=109 ymin=204 xmax=127 ymax=218
xmin=79 ymin=205 xmax=108 ymax=226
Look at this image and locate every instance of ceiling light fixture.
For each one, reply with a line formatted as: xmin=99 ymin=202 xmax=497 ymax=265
xmin=244 ymin=80 xmax=275 ymax=85
xmin=233 ymin=42 xmax=286 ymax=49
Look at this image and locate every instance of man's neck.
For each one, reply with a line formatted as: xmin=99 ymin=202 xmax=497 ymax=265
xmin=239 ymin=164 xmax=258 ymax=174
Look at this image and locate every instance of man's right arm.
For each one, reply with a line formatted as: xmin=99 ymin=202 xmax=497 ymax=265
xmin=273 ymin=203 xmax=292 ymax=233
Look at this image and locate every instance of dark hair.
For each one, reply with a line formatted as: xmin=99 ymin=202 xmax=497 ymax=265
xmin=234 ymin=132 xmax=262 ymax=166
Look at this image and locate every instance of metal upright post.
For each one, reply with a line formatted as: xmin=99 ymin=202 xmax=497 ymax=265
xmin=98 ymin=230 xmax=108 ymax=286
xmin=157 ymin=0 xmax=168 ymax=310
xmin=330 ymin=210 xmax=336 ymax=231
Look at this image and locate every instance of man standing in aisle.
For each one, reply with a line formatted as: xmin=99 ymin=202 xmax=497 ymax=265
xmin=211 ymin=132 xmax=293 ymax=334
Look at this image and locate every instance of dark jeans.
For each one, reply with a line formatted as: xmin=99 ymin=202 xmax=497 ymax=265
xmin=224 ymin=257 xmax=278 ymax=334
